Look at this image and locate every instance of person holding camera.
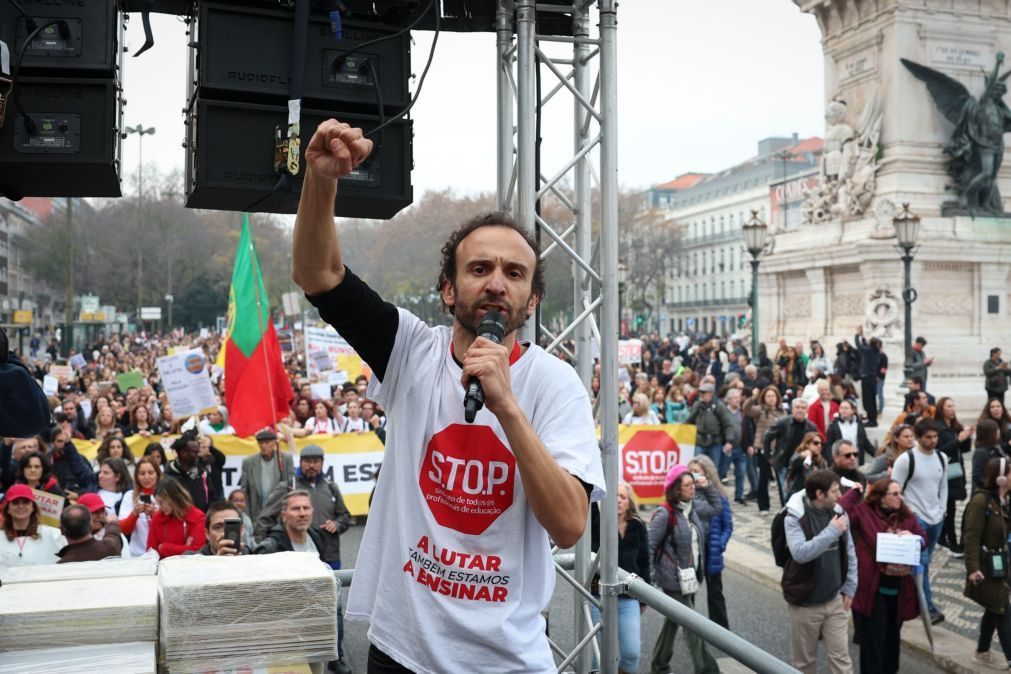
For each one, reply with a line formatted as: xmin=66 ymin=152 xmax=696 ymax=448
xmin=964 ymin=456 xmax=1011 ymax=670
xmin=686 ymin=382 xmax=734 ymax=473
xmin=117 ymin=456 xmax=161 ymax=557
xmin=193 ymin=501 xmax=251 ymax=556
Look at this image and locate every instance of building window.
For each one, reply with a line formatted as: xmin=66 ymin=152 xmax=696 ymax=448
xmin=720 ymin=281 xmax=725 ymax=299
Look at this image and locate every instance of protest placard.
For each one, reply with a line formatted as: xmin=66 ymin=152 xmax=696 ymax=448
xmin=42 ymin=375 xmax=59 ymax=396
xmin=49 ymin=365 xmax=74 ymax=381
xmin=32 ymin=489 xmax=65 ymax=528
xmin=116 ymin=371 xmax=145 ymax=392
xmin=69 ymin=354 xmax=87 ymax=370
xmin=157 ymin=349 xmax=218 ymax=418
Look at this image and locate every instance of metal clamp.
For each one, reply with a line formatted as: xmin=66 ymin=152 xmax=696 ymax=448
xmin=286 ymin=121 xmax=300 ymax=175
xmin=598 ymin=579 xmax=628 ymax=597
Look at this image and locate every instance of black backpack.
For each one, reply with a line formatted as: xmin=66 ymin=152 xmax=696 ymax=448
xmin=899 ymin=448 xmax=947 ymax=492
xmin=771 ymin=507 xmax=791 ymax=567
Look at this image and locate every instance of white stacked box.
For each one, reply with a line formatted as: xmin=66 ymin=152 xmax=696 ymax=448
xmin=0 ymin=576 xmax=158 ymax=651
xmin=158 ymin=552 xmax=338 ymax=672
xmin=0 ymin=641 xmax=157 ymax=673
xmin=0 ymin=551 xmax=159 ymax=584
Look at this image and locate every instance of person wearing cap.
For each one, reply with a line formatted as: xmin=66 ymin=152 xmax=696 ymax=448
xmin=648 ymin=462 xmax=722 ymax=674
xmin=686 ymin=381 xmax=734 ymax=473
xmin=56 ymin=503 xmax=122 ymax=563
xmin=0 ymin=484 xmax=66 ymax=564
xmin=240 ymin=427 xmax=294 ymax=523
xmin=256 ymin=444 xmax=352 ymax=674
xmin=76 ymin=492 xmax=127 ymax=557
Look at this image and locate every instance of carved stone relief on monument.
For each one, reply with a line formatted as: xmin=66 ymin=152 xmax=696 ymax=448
xmin=920 ymin=294 xmax=973 ymax=317
xmin=864 ymin=289 xmax=901 ymax=341
xmin=803 ymin=89 xmax=883 ymax=224
xmin=832 ymin=293 xmax=865 ymax=317
xmin=783 ymin=295 xmax=812 ymax=319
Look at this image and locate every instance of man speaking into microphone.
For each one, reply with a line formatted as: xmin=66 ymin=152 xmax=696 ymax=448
xmin=292 ymin=119 xmax=604 ymax=674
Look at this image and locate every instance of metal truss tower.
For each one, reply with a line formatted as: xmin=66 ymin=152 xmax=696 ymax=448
xmin=496 ymin=1 xmax=619 ymax=671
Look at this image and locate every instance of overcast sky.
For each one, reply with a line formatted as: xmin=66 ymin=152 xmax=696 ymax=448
xmin=121 ymin=0 xmax=825 ymax=202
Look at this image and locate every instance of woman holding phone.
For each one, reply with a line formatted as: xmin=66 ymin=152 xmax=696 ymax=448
xmin=147 ymin=476 xmax=206 ymax=558
xmin=964 ymin=457 xmax=1011 ymax=670
xmin=118 ymin=457 xmax=161 ymax=557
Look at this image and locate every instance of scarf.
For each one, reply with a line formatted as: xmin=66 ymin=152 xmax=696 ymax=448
xmin=674 ymin=499 xmax=700 ymax=569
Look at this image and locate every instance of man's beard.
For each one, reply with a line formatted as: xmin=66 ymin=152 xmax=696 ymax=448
xmin=454 ymin=294 xmax=531 ymax=338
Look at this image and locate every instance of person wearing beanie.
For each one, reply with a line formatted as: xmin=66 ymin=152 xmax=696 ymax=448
xmin=649 ymin=461 xmax=722 ymax=674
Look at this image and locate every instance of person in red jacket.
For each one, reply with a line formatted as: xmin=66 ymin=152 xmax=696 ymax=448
xmin=839 ymin=477 xmax=926 ymax=674
xmin=147 ymin=477 xmax=206 ymax=558
xmin=807 ymin=379 xmax=840 ymax=444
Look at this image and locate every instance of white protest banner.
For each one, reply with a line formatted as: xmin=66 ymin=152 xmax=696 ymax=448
xmin=69 ymin=353 xmax=87 ymax=370
xmin=49 ymin=364 xmax=74 ymax=381
xmin=157 ymin=349 xmax=218 ymax=418
xmin=79 ymin=398 xmax=92 ymax=421
xmin=305 ymin=326 xmax=357 ymax=375
xmin=42 ymin=375 xmax=59 ymax=396
xmin=32 ymin=489 xmax=65 ymax=528
xmin=617 ymin=338 xmax=643 ymax=365
xmin=876 ymin=533 xmax=921 ymax=566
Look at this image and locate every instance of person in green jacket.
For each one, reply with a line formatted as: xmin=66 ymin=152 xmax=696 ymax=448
xmin=964 ymin=456 xmax=1011 ymax=670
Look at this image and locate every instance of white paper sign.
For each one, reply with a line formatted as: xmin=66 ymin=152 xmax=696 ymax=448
xmin=311 ymin=382 xmax=333 ymax=401
xmin=304 ymin=326 xmax=357 ymax=375
xmin=876 ymin=532 xmax=921 ymax=566
xmin=69 ymin=353 xmax=87 ymax=370
xmin=79 ymin=398 xmax=92 ymax=421
xmin=617 ymin=339 xmax=643 ymax=365
xmin=157 ymin=348 xmax=218 ymax=418
xmin=42 ymin=375 xmax=59 ymax=396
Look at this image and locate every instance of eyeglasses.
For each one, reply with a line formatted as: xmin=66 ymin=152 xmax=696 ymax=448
xmin=841 ymin=452 xmax=858 ymax=458
xmin=809 ymin=440 xmax=823 ymax=446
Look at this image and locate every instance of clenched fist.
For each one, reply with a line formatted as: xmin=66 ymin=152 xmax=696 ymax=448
xmin=305 ymin=119 xmax=374 ymax=182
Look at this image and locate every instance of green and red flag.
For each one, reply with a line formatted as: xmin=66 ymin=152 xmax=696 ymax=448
xmin=219 ymin=214 xmax=293 ymax=437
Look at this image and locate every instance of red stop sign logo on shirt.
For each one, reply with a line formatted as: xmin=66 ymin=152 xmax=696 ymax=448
xmin=622 ymin=430 xmax=682 ymax=499
xmin=419 ymin=424 xmax=517 ymax=535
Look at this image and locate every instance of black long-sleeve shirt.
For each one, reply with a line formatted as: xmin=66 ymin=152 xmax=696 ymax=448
xmin=590 ymin=503 xmax=651 ymax=588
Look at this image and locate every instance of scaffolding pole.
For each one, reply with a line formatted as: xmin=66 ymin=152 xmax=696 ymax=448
xmin=496 ymin=1 xmax=619 ymax=671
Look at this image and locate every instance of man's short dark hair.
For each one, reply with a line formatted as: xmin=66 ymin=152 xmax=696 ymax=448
xmin=437 ymin=212 xmax=546 ymax=315
xmin=61 ymin=504 xmax=92 ymax=539
xmin=909 ymin=375 xmax=924 ymax=387
xmin=915 ymin=336 xmax=927 ymax=346
xmin=805 ymin=470 xmax=840 ymax=501
xmin=914 ymin=418 xmax=939 ymax=438
xmin=204 ymin=500 xmax=240 ymax=530
xmin=992 ymin=347 xmax=1002 ymax=357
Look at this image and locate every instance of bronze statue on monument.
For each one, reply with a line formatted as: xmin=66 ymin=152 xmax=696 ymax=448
xmin=902 ymin=53 xmax=1011 ymax=216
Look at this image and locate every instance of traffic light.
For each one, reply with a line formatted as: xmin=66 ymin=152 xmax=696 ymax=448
xmin=184 ymin=0 xmax=415 ymax=218
xmin=0 ymin=2 xmax=123 ymax=199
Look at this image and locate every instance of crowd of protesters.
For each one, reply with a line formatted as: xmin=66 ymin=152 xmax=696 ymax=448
xmin=1 ymin=328 xmax=373 ymax=674
xmin=9 ymin=322 xmax=1011 ymax=673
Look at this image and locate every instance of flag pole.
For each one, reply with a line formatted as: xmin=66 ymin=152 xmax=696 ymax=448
xmin=245 ymin=214 xmax=286 ymax=478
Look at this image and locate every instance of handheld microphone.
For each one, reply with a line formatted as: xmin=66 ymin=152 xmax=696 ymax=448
xmin=464 ymin=310 xmax=507 ymax=423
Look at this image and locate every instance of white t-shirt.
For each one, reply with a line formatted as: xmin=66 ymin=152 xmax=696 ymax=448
xmin=118 ymin=490 xmax=153 ymax=557
xmin=348 ymin=311 xmax=605 ymax=674
xmin=0 ymin=525 xmax=66 ymax=565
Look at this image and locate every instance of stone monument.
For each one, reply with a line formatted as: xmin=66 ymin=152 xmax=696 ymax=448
xmin=760 ymin=1 xmax=1011 ymax=409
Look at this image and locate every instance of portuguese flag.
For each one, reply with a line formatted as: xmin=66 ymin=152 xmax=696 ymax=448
xmin=220 ymin=214 xmax=294 ymax=437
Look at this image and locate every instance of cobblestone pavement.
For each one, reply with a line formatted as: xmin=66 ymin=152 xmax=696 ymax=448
xmin=722 ymin=469 xmax=979 ymax=641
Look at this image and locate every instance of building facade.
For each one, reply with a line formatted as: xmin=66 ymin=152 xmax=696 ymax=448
xmin=648 ymin=135 xmax=822 ymax=337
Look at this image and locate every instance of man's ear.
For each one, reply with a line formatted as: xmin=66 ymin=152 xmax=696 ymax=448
xmin=441 ymin=279 xmax=456 ymax=311
xmin=525 ymin=292 xmax=540 ymax=319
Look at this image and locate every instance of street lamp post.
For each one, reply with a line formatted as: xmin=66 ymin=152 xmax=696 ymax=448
xmin=742 ymin=210 xmax=769 ymax=361
xmin=165 ymin=293 xmax=174 ymax=329
xmin=893 ymin=203 xmax=921 ymax=385
xmin=617 ymin=261 xmax=628 ymax=336
xmin=125 ymin=124 xmax=155 ymax=312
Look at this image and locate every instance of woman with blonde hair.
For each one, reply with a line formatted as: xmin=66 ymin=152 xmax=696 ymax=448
xmin=589 ymin=481 xmax=649 ymax=674
xmin=688 ymin=454 xmax=733 ymax=630
xmin=867 ymin=424 xmax=915 ymax=484
xmin=117 ymin=456 xmax=161 ymax=557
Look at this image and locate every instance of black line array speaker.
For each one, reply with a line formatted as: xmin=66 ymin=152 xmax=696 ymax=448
xmin=185 ymin=1 xmax=415 ymax=219
xmin=197 ymin=1 xmax=411 ymax=112
xmin=0 ymin=77 xmax=122 ymax=199
xmin=0 ymin=1 xmax=122 ymax=199
xmin=185 ymin=97 xmax=412 ymax=219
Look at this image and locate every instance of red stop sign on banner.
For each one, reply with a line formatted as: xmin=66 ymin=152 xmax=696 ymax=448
xmin=419 ymin=424 xmax=517 ymax=535
xmin=622 ymin=430 xmax=683 ymax=499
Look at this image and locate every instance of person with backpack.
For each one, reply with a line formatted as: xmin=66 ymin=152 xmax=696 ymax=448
xmin=891 ymin=418 xmax=948 ymax=625
xmin=780 ymin=469 xmax=857 ymax=674
xmin=648 ymin=463 xmax=722 ymax=674
xmin=838 ymin=478 xmax=925 ymax=674
xmin=686 ymin=382 xmax=734 ymax=473
xmin=964 ymin=456 xmax=1011 ymax=670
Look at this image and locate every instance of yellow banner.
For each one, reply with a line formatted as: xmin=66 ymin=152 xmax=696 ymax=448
xmin=13 ymin=310 xmax=32 ymax=324
xmin=81 ymin=433 xmax=384 ymax=517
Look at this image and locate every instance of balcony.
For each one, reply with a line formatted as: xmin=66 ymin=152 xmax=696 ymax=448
xmin=677 ymin=230 xmax=743 ymax=250
xmin=663 ymin=296 xmax=749 ymax=310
